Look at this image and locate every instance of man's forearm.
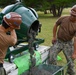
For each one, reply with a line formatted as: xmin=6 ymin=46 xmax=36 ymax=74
xmin=74 ymin=37 xmax=76 ymax=54
xmin=11 ymin=30 xmax=17 ymax=45
xmin=53 ymin=24 xmax=58 ymax=38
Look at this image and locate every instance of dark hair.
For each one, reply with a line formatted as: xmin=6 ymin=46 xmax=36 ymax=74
xmin=2 ymin=20 xmax=10 ymax=29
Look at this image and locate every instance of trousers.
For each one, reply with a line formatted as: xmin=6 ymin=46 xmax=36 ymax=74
xmin=49 ymin=39 xmax=75 ymax=75
xmin=0 ymin=63 xmax=6 ymax=75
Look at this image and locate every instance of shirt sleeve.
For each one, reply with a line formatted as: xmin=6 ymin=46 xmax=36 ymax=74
xmin=56 ymin=16 xmax=67 ymax=26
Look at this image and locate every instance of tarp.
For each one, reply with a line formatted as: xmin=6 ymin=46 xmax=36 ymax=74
xmin=13 ymin=50 xmax=42 ymax=75
xmin=57 ymin=55 xmax=62 ymax=60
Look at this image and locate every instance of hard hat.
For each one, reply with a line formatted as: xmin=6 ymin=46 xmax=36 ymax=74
xmin=70 ymin=5 xmax=76 ymax=16
xmin=3 ymin=12 xmax=22 ymax=29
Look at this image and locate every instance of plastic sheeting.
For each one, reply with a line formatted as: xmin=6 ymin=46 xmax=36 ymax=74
xmin=13 ymin=50 xmax=42 ymax=75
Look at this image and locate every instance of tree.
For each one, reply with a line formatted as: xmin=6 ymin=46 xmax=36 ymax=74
xmin=22 ymin=0 xmax=76 ymax=17
xmin=0 ymin=0 xmax=16 ymax=7
xmin=1 ymin=0 xmax=76 ymax=17
xmin=22 ymin=0 xmax=50 ymax=13
xmin=48 ymin=0 xmax=76 ymax=17
xmin=1 ymin=0 xmax=74 ymax=17
xmin=22 ymin=0 xmax=41 ymax=8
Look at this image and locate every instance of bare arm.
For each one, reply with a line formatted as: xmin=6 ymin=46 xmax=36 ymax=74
xmin=72 ymin=37 xmax=76 ymax=60
xmin=52 ymin=23 xmax=59 ymax=44
xmin=10 ymin=30 xmax=17 ymax=45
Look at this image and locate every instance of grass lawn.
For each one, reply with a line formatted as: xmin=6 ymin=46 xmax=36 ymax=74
xmin=37 ymin=8 xmax=76 ymax=68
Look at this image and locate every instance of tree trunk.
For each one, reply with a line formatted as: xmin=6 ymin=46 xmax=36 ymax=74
xmin=44 ymin=10 xmax=47 ymax=14
xmin=51 ymin=5 xmax=57 ymax=17
xmin=50 ymin=5 xmax=64 ymax=17
xmin=57 ymin=7 xmax=63 ymax=16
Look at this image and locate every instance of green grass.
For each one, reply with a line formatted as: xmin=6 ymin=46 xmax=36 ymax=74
xmin=37 ymin=12 xmax=57 ymax=46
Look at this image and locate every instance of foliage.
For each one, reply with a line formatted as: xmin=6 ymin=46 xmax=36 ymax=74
xmin=53 ymin=0 xmax=74 ymax=16
xmin=22 ymin=0 xmax=76 ymax=17
xmin=22 ymin=0 xmax=41 ymax=8
xmin=0 ymin=0 xmax=76 ymax=17
xmin=22 ymin=0 xmax=50 ymax=11
xmin=48 ymin=0 xmax=76 ymax=17
xmin=0 ymin=0 xmax=16 ymax=7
